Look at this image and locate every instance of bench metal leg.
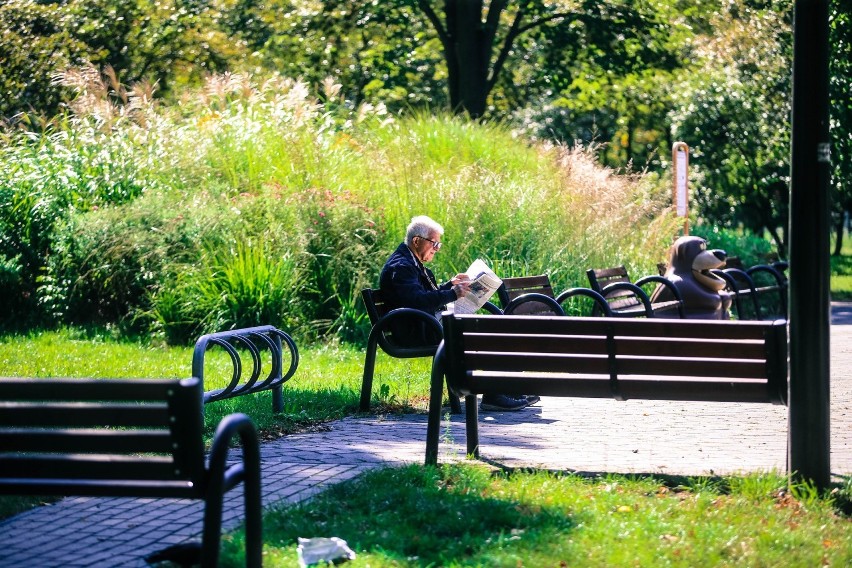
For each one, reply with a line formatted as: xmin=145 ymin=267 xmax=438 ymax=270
xmin=465 ymin=395 xmax=479 ymax=458
xmin=359 ymin=332 xmax=381 ymax=411
xmin=425 ymin=353 xmax=446 ymax=466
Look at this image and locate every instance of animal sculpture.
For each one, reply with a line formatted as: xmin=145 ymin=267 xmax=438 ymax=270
xmin=652 ymin=236 xmax=732 ymax=319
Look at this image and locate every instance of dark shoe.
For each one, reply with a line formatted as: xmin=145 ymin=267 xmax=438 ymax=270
xmin=524 ymin=395 xmax=541 ymax=406
xmin=480 ymin=394 xmax=531 ymax=412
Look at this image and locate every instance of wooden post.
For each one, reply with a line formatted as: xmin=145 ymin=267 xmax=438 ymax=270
xmin=672 ymin=142 xmax=689 ymax=235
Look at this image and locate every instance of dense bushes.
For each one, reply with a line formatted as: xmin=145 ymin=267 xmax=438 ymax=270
xmin=2 ymin=70 xmax=744 ymax=345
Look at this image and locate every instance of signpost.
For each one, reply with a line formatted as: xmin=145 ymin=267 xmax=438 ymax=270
xmin=672 ymin=142 xmax=689 ymax=235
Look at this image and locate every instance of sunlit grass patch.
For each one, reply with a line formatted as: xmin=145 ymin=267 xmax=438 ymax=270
xmin=220 ymin=465 xmax=852 ymax=567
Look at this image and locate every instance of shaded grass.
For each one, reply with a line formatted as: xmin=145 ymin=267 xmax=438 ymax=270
xmin=219 ymin=464 xmax=852 ymax=567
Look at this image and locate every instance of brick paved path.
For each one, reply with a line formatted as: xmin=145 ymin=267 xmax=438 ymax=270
xmin=1 ymin=308 xmax=850 ymax=567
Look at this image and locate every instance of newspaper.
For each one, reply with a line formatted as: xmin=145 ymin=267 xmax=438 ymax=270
xmin=452 ymin=259 xmax=503 ymax=314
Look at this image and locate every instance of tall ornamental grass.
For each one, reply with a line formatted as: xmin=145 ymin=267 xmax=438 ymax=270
xmin=0 ymin=69 xmax=683 ymax=344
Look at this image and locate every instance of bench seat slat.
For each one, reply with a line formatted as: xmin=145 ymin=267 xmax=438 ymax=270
xmin=463 ymin=334 xmax=768 ymax=359
xmin=0 ymin=478 xmax=198 ymax=498
xmin=0 ymin=403 xmax=170 ymax=427
xmin=1 ymin=429 xmax=175 ymax=454
xmin=0 ymin=455 xmax=187 ymax=481
xmin=463 ymin=373 xmax=775 ymax=403
xmin=464 ymin=352 xmax=769 ymax=379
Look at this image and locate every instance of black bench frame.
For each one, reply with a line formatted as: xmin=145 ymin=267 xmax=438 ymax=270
xmin=0 ymin=377 xmax=262 ymax=568
xmin=425 ymin=313 xmax=787 ymax=465
xmin=359 ymin=287 xmax=501 ymax=413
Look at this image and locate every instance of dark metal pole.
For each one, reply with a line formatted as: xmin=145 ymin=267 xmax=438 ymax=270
xmin=788 ymin=0 xmax=831 ymax=488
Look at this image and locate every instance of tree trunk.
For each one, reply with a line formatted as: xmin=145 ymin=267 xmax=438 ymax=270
xmin=446 ymin=0 xmax=491 ymax=118
xmin=834 ymin=212 xmax=845 ymax=256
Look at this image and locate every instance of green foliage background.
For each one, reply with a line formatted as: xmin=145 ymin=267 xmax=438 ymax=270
xmin=0 ymin=72 xmax=689 ymax=343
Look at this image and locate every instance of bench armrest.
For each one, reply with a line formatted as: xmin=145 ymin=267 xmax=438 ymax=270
xmin=205 ymin=412 xmax=262 ymax=568
xmin=503 ymin=293 xmax=565 ymax=316
xmin=600 ymin=281 xmax=655 ymax=317
xmin=634 ymin=275 xmax=686 ymax=318
xmin=555 ymin=287 xmax=613 ymax=317
xmin=370 ymin=307 xmax=443 ymax=355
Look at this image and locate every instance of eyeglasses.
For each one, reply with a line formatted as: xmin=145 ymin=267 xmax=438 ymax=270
xmin=417 ymin=236 xmax=442 ymax=250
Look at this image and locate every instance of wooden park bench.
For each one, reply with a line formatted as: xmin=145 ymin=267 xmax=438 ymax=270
xmin=359 ymin=288 xmax=502 ymax=412
xmin=587 ymin=265 xmax=685 ymax=318
xmin=425 ymin=313 xmax=787 ymax=465
xmin=0 ymin=377 xmax=262 ymax=568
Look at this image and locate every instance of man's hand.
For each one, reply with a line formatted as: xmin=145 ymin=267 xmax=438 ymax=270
xmin=451 ymin=273 xmax=471 ymax=298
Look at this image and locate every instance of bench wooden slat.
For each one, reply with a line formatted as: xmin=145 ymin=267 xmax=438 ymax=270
xmin=463 ymin=334 xmax=769 ymax=359
xmin=464 ymin=373 xmax=776 ymax=403
xmin=464 ymin=353 xmax=769 ymax=379
xmin=0 ymin=403 xmax=170 ymax=427
xmin=0 ymin=478 xmax=196 ymax=499
xmin=0 ymin=455 xmax=184 ymax=482
xmin=460 ymin=315 xmax=781 ymax=340
xmin=1 ymin=429 xmax=175 ymax=454
xmin=0 ymin=378 xmax=187 ymax=401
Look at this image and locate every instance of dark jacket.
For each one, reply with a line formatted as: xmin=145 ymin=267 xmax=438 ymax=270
xmin=379 ymin=242 xmax=456 ymax=347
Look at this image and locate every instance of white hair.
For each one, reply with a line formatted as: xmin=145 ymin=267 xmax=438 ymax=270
xmin=405 ymin=215 xmax=444 ymax=246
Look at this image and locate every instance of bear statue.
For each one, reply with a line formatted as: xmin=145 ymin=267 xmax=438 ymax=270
xmin=651 ymin=236 xmax=733 ymax=319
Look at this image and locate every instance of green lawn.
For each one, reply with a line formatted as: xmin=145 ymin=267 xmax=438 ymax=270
xmin=219 ymin=464 xmax=852 ymax=567
xmin=3 ymin=249 xmax=852 ymax=549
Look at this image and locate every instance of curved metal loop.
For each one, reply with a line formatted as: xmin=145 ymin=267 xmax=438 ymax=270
xmin=600 ymin=281 xmax=655 ymax=317
xmin=233 ymin=333 xmax=265 ymax=394
xmin=242 ymin=331 xmax=279 ymax=391
xmin=721 ymin=267 xmax=763 ymax=319
xmin=203 ymin=337 xmax=243 ymax=403
xmin=634 ymin=275 xmax=686 ymax=318
xmin=503 ymin=292 xmax=565 ymax=316
xmin=747 ymin=264 xmax=785 ymax=282
xmin=479 ymin=301 xmax=503 ymax=315
xmin=268 ymin=328 xmax=300 ymax=385
xmin=555 ymin=287 xmax=613 ymax=317
xmin=373 ymin=307 xmax=443 ymax=354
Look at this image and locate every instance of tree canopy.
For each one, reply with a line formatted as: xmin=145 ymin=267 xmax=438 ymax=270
xmin=1 ymin=0 xmax=850 ymax=251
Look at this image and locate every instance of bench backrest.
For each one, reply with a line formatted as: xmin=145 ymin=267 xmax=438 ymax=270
xmin=496 ymin=275 xmax=556 ymax=315
xmin=586 ymin=266 xmax=647 ymax=313
xmin=440 ymin=314 xmax=788 ymax=405
xmin=362 ymin=287 xmax=390 ymax=325
xmin=0 ymin=377 xmax=207 ymax=498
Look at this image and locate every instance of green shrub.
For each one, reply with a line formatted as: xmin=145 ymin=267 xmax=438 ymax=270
xmin=4 ymin=71 xmax=689 ymax=343
xmin=691 ymin=225 xmax=779 ymax=267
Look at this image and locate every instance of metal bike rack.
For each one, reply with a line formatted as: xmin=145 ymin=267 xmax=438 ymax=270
xmin=192 ymin=325 xmax=299 ymax=413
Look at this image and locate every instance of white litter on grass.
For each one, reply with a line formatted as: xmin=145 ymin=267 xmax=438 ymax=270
xmin=297 ymin=537 xmax=356 ymax=567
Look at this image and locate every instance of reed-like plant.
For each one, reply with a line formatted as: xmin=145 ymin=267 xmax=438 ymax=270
xmin=3 ymin=69 xmax=691 ymax=340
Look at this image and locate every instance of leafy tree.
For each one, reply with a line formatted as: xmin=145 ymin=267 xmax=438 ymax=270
xmin=830 ymin=0 xmax=852 ymax=254
xmin=0 ymin=0 xmax=240 ymax=122
xmin=245 ymin=1 xmax=446 ymax=111
xmin=670 ymin=1 xmax=792 ymax=256
xmin=414 ymin=0 xmax=668 ymax=119
xmin=0 ymin=1 xmax=89 ymax=121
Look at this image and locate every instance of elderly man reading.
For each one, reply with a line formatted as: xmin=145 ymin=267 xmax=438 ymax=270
xmin=379 ymin=215 xmax=535 ymax=412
